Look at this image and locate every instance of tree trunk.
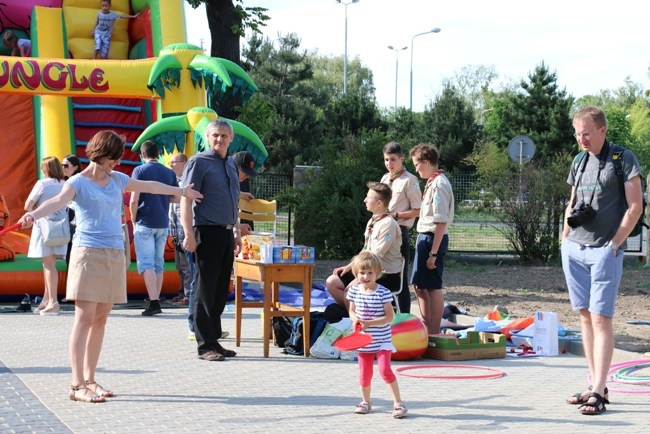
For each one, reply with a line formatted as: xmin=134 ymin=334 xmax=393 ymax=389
xmin=205 ymin=0 xmax=242 ymax=118
xmin=205 ymin=0 xmax=240 ymax=61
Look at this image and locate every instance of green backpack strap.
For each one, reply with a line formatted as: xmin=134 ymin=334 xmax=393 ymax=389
xmin=573 ymin=151 xmax=587 ymax=173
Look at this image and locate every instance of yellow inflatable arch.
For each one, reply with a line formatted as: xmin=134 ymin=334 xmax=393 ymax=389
xmin=1 ymin=0 xmax=263 ymax=167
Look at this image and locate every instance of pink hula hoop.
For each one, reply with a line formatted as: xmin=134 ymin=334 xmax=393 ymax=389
xmin=587 ymin=359 xmax=650 ymax=394
xmin=396 ymin=364 xmax=505 ymax=380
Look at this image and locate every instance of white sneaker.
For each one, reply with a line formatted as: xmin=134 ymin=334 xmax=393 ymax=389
xmin=392 ymin=402 xmax=407 ymax=418
xmin=354 ymin=401 xmax=371 ymax=414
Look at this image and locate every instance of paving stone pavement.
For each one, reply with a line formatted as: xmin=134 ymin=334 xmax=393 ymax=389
xmin=1 ymin=302 xmax=649 ymax=434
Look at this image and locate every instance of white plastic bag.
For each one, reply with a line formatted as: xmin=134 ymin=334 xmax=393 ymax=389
xmin=533 ymin=311 xmax=558 ymax=356
xmin=310 ymin=323 xmax=343 ymax=359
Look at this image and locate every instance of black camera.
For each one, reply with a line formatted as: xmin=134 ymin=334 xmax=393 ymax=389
xmin=567 ymin=201 xmax=596 ymax=228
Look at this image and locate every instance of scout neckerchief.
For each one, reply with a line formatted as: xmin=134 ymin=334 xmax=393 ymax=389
xmin=423 ymin=169 xmax=444 ymax=198
xmin=388 ymin=169 xmax=405 ymax=184
xmin=363 ymin=211 xmax=390 ymax=250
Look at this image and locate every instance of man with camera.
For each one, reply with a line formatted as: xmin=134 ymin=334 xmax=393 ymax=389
xmin=561 ymin=106 xmax=643 ymax=415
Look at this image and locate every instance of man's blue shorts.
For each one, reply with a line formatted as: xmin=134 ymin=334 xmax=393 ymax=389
xmin=561 ymin=240 xmax=624 ymax=318
xmin=133 ymin=224 xmax=168 ymax=274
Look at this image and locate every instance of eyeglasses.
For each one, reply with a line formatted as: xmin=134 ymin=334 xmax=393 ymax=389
xmin=413 ymin=160 xmax=426 ymax=167
xmin=573 ymin=129 xmax=599 ymax=139
xmin=62 ymin=163 xmax=70 ymax=168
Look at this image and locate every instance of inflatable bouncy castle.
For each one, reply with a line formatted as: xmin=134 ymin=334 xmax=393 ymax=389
xmin=0 ymin=0 xmax=266 ymax=299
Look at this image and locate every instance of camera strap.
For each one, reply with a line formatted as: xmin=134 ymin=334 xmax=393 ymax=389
xmin=573 ymin=141 xmax=609 ymax=208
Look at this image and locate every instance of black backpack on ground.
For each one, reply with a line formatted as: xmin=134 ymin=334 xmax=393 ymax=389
xmin=283 ymin=311 xmax=328 ymax=356
xmin=323 ymin=303 xmax=349 ymax=323
xmin=272 ymin=316 xmax=293 ymax=348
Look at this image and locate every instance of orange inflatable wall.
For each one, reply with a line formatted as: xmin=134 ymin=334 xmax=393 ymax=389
xmin=0 ymin=94 xmax=37 ymax=239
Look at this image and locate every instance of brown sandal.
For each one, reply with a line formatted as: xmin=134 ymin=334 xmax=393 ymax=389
xmin=69 ymin=385 xmax=105 ymax=403
xmin=86 ymin=380 xmax=115 ymax=397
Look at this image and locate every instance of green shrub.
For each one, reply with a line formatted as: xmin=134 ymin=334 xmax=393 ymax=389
xmin=291 ymin=131 xmax=388 ymax=259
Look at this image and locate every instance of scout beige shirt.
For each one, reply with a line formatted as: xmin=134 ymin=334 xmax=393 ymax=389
xmin=416 ymin=173 xmax=454 ymax=234
xmin=380 ymin=170 xmax=422 ymax=229
xmin=366 ymin=215 xmax=403 ymax=274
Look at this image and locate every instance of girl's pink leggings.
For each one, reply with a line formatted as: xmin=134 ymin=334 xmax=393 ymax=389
xmin=358 ymin=350 xmax=396 ymax=387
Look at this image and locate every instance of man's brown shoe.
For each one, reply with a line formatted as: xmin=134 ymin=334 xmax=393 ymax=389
xmin=197 ymin=351 xmax=225 ymax=361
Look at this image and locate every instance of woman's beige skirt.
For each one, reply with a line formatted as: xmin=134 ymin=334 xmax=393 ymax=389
xmin=66 ymin=247 xmax=127 ymax=304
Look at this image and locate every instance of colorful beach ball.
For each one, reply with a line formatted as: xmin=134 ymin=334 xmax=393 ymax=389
xmin=391 ymin=313 xmax=428 ymax=361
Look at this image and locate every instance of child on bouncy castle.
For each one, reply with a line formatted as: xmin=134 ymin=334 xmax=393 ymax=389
xmin=3 ymin=30 xmax=31 ymax=57
xmin=91 ymin=0 xmax=139 ymax=59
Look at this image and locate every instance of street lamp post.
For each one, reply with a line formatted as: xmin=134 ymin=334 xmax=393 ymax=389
xmin=479 ymin=108 xmax=494 ymax=127
xmin=336 ymin=0 xmax=359 ymax=95
xmin=409 ymin=27 xmax=441 ymax=111
xmin=388 ymin=45 xmax=407 ymax=110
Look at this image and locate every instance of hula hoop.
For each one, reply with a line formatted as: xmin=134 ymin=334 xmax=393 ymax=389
xmin=396 ymin=364 xmax=505 ymax=380
xmin=587 ymin=359 xmax=650 ymax=394
xmin=613 ymin=364 xmax=650 ymax=383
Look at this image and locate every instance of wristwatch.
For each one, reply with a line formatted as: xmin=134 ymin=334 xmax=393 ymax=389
xmin=609 ymin=241 xmax=619 ymax=252
xmin=429 ymin=251 xmax=437 ymax=257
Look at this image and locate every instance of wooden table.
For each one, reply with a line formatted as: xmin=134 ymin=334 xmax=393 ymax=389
xmin=234 ymin=259 xmax=315 ymax=358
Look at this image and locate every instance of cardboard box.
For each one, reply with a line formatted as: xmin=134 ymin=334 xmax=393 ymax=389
xmin=293 ymin=246 xmax=315 ymax=263
xmin=241 ymin=234 xmax=274 ymax=260
xmin=272 ymin=246 xmax=295 ymax=263
xmin=259 ymin=244 xmax=273 ymax=263
xmin=424 ymin=332 xmax=506 ymax=361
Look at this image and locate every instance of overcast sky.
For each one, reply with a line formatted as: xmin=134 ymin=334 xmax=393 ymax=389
xmin=184 ymin=0 xmax=649 ymax=111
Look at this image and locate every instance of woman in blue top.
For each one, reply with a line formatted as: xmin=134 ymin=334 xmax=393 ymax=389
xmin=18 ymin=131 xmax=202 ymax=403
xmin=346 ymin=251 xmax=407 ymax=418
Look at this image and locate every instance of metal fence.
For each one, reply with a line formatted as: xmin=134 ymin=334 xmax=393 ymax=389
xmin=250 ymin=171 xmax=513 ymax=252
xmin=447 ymin=172 xmax=647 ymax=256
xmin=249 ymin=173 xmax=292 ymax=245
xmin=250 ymin=172 xmax=521 ymax=252
xmin=447 ymin=172 xmax=511 ymax=253
xmin=250 ymin=171 xmax=646 ymax=257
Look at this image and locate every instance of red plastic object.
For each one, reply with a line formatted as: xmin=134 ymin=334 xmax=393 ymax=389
xmin=334 ymin=323 xmax=373 ymax=351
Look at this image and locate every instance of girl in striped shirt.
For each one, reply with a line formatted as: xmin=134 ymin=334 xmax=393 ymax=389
xmin=346 ymin=251 xmax=407 ymax=418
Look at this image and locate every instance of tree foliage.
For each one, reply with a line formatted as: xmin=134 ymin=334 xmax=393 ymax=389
xmin=497 ymin=156 xmax=571 ymax=264
xmin=240 ymin=33 xmax=380 ymax=173
xmin=627 ymin=99 xmax=650 ymax=173
xmin=423 ymin=83 xmax=479 ymax=171
xmin=484 ymin=62 xmax=575 ymax=160
xmin=575 ymin=81 xmax=650 ymax=174
xmin=468 ymin=146 xmax=571 ymax=263
xmin=189 ymin=4 xmax=650 ymax=261
xmin=185 ymin=0 xmax=269 ymax=117
xmin=186 ymin=0 xmax=269 ymax=38
xmin=291 ymin=131 xmax=389 ymax=259
xmin=465 ymin=64 xmax=578 ymax=263
xmin=450 ymin=64 xmax=498 ymax=114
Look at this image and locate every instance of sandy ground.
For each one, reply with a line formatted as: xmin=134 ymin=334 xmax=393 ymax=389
xmin=314 ymin=257 xmax=650 ymax=353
